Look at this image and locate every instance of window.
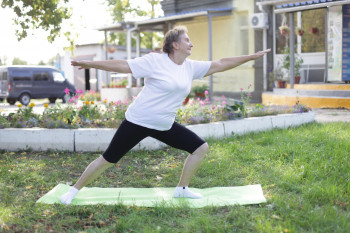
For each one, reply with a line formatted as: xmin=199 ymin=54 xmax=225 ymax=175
xmin=53 ymin=71 xmax=65 ymax=82
xmin=34 ymin=72 xmax=49 ymax=81
xmin=11 ymin=70 xmax=31 ymax=82
xmin=0 ymin=71 xmax=7 ymax=81
xmin=239 ymin=14 xmax=249 ymax=55
xmin=275 ymin=8 xmax=326 ymax=54
xmin=301 ymin=8 xmax=326 ymax=53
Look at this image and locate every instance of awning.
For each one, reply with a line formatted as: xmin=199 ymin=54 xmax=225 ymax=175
xmin=97 ymin=8 xmax=233 ymax=32
xmin=96 ymin=8 xmax=233 ymax=99
xmin=257 ymin=0 xmax=350 ymax=13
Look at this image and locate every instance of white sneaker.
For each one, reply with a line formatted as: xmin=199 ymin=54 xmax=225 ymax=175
xmin=173 ymin=186 xmax=203 ymax=199
xmin=60 ymin=186 xmax=79 ymax=205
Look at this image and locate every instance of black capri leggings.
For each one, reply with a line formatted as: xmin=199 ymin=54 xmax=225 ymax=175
xmin=102 ymin=119 xmax=206 ymax=163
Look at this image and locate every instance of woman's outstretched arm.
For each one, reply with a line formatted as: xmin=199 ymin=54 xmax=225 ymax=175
xmin=71 ymin=59 xmax=132 ymax=73
xmin=205 ymin=49 xmax=271 ymax=76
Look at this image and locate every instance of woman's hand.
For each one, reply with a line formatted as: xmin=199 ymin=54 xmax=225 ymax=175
xmin=250 ymin=49 xmax=271 ymax=60
xmin=71 ymin=60 xmax=89 ymax=70
xmin=206 ymin=48 xmax=271 ymax=76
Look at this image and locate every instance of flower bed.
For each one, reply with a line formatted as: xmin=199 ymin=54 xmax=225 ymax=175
xmin=0 ymin=88 xmax=311 ymax=129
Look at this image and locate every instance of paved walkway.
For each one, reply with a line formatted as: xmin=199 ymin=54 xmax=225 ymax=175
xmin=313 ymin=108 xmax=350 ymax=123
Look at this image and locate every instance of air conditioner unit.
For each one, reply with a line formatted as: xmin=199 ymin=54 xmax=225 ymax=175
xmin=250 ymin=13 xmax=268 ymax=29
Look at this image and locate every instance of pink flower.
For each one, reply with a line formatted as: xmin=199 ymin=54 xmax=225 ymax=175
xmin=240 ymin=88 xmax=243 ymax=91
xmin=222 ymin=95 xmax=226 ymax=101
xmin=69 ymin=98 xmax=74 ymax=103
xmin=78 ymin=107 xmax=82 ymax=110
xmin=65 ymin=88 xmax=70 ymax=95
xmin=249 ymin=84 xmax=252 ymax=87
xmin=115 ymin=100 xmax=122 ymax=105
xmin=75 ymin=89 xmax=80 ymax=94
xmin=79 ymin=89 xmax=84 ymax=94
xmin=74 ymin=95 xmax=79 ymax=99
xmin=204 ymin=90 xmax=209 ymax=95
xmin=212 ymin=106 xmax=216 ymax=110
xmin=223 ymin=100 xmax=226 ymax=106
xmin=90 ymin=90 xmax=95 ymax=94
xmin=248 ymin=93 xmax=252 ymax=96
xmin=200 ymin=100 xmax=204 ymax=106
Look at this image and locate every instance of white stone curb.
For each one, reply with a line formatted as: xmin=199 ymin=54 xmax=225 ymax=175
xmin=0 ymin=128 xmax=74 ymax=151
xmin=0 ymin=112 xmax=315 ymax=152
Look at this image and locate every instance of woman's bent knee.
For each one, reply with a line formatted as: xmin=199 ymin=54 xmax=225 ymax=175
xmin=99 ymin=155 xmax=115 ymax=166
xmin=193 ymin=143 xmax=209 ymax=156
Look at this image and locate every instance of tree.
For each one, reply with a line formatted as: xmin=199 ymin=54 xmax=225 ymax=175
xmin=38 ymin=60 xmax=46 ymax=65
xmin=106 ymin=0 xmax=162 ymax=49
xmin=0 ymin=56 xmax=8 ymax=66
xmin=1 ymin=0 xmax=71 ymax=42
xmin=12 ymin=57 xmax=28 ymax=65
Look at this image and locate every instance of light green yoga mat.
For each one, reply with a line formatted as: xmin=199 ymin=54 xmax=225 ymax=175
xmin=36 ymin=184 xmax=266 ymax=208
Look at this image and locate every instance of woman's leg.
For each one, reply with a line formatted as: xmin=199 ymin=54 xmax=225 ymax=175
xmin=60 ymin=120 xmax=150 ymax=205
xmin=73 ymin=155 xmax=113 ymax=190
xmin=152 ymin=122 xmax=209 ymax=198
xmin=60 ymin=156 xmax=113 ymax=205
xmin=177 ymin=142 xmax=209 ymax=187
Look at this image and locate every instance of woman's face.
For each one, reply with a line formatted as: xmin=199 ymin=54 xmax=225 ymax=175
xmin=175 ymin=33 xmax=193 ymax=56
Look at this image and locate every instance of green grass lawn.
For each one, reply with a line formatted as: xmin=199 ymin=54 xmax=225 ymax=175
xmin=0 ymin=122 xmax=349 ymax=232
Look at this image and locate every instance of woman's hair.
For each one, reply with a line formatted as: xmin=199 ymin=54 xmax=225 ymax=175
xmin=162 ymin=25 xmax=188 ymax=54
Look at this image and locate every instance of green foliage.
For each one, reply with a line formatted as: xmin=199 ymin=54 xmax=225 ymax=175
xmin=7 ymin=104 xmax=40 ymax=127
xmin=191 ymin=84 xmax=208 ymax=94
xmin=78 ymin=103 xmax=102 ymax=124
xmin=0 ymin=123 xmax=350 ymax=232
xmin=240 ymin=84 xmax=252 ymax=117
xmin=0 ymin=113 xmax=10 ymax=128
xmin=1 ymin=0 xmax=71 ymax=42
xmin=282 ymin=47 xmax=304 ymax=76
xmin=1 ymin=95 xmax=311 ymax=129
xmin=106 ymin=0 xmax=162 ymax=49
xmin=12 ymin=57 xmax=27 ymax=65
xmin=268 ymin=65 xmax=285 ymax=82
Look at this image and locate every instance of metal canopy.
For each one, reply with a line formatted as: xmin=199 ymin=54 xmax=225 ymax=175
xmin=257 ymin=0 xmax=350 ymax=14
xmin=97 ymin=8 xmax=233 ymax=96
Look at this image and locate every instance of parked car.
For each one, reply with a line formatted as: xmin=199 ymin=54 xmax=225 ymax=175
xmin=0 ymin=66 xmax=76 ymax=105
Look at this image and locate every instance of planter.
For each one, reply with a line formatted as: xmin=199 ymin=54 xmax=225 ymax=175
xmin=277 ymin=80 xmax=286 ymax=88
xmin=297 ymin=29 xmax=304 ymax=36
xmin=183 ymin=97 xmax=189 ymax=105
xmin=0 ymin=112 xmax=315 ymax=152
xmin=195 ymin=93 xmax=205 ymax=99
xmin=295 ymin=76 xmax=301 ymax=84
xmin=311 ymin=27 xmax=318 ymax=34
xmin=101 ymin=87 xmax=143 ymax=102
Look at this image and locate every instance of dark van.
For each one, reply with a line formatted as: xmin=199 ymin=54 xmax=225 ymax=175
xmin=0 ymin=66 xmax=75 ymax=105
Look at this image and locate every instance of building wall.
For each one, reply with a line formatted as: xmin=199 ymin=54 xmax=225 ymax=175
xmin=176 ymin=0 xmax=256 ymax=97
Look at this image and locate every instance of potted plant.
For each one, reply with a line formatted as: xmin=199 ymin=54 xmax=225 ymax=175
xmin=311 ymin=27 xmax=318 ymax=35
xmin=282 ymin=47 xmax=304 ymax=84
xmin=296 ymin=27 xmax=304 ymax=36
xmin=268 ymin=66 xmax=286 ymax=89
xmin=279 ymin=25 xmax=290 ymax=36
xmin=191 ymin=84 xmax=208 ymax=99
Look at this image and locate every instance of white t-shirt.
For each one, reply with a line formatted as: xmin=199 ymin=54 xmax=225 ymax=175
xmin=126 ymin=52 xmax=211 ymax=130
